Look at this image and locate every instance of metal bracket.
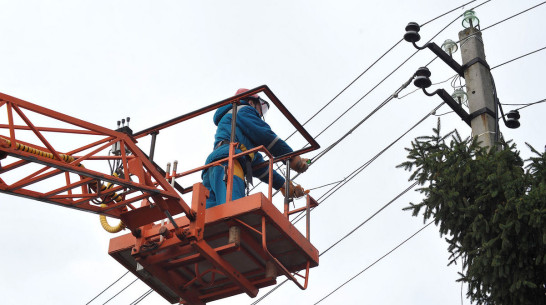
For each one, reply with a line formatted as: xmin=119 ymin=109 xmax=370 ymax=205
xmin=469 ymin=107 xmax=496 ymax=121
xmin=425 ymin=88 xmax=471 ymax=126
xmin=462 ymin=57 xmax=490 ymax=72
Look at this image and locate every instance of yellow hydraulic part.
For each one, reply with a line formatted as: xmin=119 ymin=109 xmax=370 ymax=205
xmin=0 ymin=136 xmax=76 ymax=163
xmin=1 ymin=136 xmax=126 ymax=233
xmin=99 ymin=203 xmax=126 ymax=233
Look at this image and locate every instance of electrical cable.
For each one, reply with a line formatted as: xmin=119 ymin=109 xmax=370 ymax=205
xmin=397 ymin=74 xmax=457 ymax=100
xmin=320 ymin=181 xmax=419 ymax=256
xmin=250 ymin=182 xmax=420 ymax=305
xmin=284 ymin=39 xmax=403 ymax=142
xmin=85 ymin=271 xmax=130 ymax=305
xmin=102 ymin=278 xmax=138 ymax=305
xmin=313 ymin=221 xmax=434 ymax=304
xmin=501 ymin=98 xmax=546 ymax=111
xmin=316 ymin=102 xmax=444 ymax=205
xmin=251 ymin=0 xmax=492 ymax=194
xmin=481 ymin=1 xmax=546 ymax=32
xmin=311 ymin=74 xmax=415 ymax=164
xmin=271 ymin=0 xmax=492 ymax=198
xmin=121 ymin=1 xmax=493 ymax=304
xmin=490 ymin=46 xmax=546 ymax=70
xmin=298 ymin=0 xmax=490 ymax=160
xmin=420 ymin=0 xmax=478 ymax=27
xmin=284 ymin=0 xmax=480 ymax=142
xmin=307 ymin=180 xmax=344 ymax=191
xmin=268 ymin=73 xmax=416 ymax=198
xmin=434 ymin=110 xmax=455 ymax=117
xmin=288 ymin=102 xmax=444 ymax=226
xmin=258 ymin=105 xmax=449 ymax=304
xmin=130 ymin=289 xmax=154 ymax=305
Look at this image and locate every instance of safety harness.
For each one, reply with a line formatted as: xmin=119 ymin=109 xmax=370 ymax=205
xmin=214 ymin=139 xmax=254 ymax=187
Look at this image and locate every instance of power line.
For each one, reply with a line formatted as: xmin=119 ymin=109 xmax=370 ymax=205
xmin=481 ymin=1 xmax=546 ymax=32
xmin=396 ymin=74 xmax=457 ymax=100
xmin=501 ymin=98 xmax=546 ymax=111
xmin=320 ymin=181 xmax=419 ymax=256
xmin=313 ymin=221 xmax=434 ymax=304
xmin=284 ymin=39 xmax=403 ymax=141
xmin=316 ymin=102 xmax=444 ymax=204
xmin=311 ymin=74 xmax=414 ymax=163
xmin=252 ymin=1 xmax=492 ymax=194
xmin=420 ymin=0 xmax=479 ymax=27
xmin=102 ymin=278 xmax=138 ymax=305
xmin=250 ymin=182 xmax=419 ymax=305
xmin=130 ymin=289 xmax=154 ymax=305
xmin=278 ymin=1 xmax=493 ymax=200
xmin=269 ymin=74 xmax=415 ymax=198
xmin=289 ymin=101 xmax=443 ymax=225
xmin=490 ymin=46 xmax=546 ymax=70
xmin=302 ymin=0 xmax=491 ymax=159
xmin=434 ymin=110 xmax=455 ymax=117
xmin=307 ymin=180 xmax=344 ymax=191
xmin=283 ymin=0 xmax=479 ymax=142
xmin=85 ymin=271 xmax=130 ymax=305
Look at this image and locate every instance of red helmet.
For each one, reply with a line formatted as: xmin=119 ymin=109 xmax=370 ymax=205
xmin=234 ymin=88 xmax=270 ymax=116
xmin=235 ymin=88 xmax=259 ymax=99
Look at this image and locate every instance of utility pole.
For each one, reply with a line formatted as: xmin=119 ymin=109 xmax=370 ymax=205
xmin=403 ymin=10 xmax=517 ymax=145
xmin=458 ymin=27 xmax=497 ymax=148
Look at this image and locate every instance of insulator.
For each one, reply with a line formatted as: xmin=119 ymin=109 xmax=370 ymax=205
xmin=403 ymin=22 xmax=421 ymax=43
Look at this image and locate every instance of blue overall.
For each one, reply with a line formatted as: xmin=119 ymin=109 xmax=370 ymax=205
xmin=202 ymin=101 xmax=293 ymax=208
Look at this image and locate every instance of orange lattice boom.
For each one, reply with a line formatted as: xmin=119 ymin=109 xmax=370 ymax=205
xmin=0 ymin=86 xmax=320 ymax=304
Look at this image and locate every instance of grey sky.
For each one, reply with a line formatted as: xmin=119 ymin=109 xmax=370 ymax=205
xmin=0 ymin=1 xmax=544 ymax=304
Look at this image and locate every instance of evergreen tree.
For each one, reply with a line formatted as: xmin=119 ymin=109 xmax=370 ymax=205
xmin=398 ymin=120 xmax=546 ymax=305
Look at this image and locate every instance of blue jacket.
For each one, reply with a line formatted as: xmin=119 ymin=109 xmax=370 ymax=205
xmin=203 ymin=101 xmax=293 ymax=190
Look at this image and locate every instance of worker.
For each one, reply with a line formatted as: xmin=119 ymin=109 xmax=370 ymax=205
xmin=202 ymin=88 xmax=310 ymax=208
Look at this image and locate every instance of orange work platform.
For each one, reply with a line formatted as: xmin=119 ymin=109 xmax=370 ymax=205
xmin=109 ymin=190 xmax=319 ymax=304
xmin=0 ymin=85 xmax=321 ymax=305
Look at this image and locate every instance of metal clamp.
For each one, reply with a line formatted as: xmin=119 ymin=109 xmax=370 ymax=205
xmin=462 ymin=57 xmax=490 ymax=72
xmin=469 ymin=107 xmax=496 ymax=121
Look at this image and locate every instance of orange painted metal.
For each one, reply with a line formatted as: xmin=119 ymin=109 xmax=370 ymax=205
xmin=1 ymin=87 xmax=320 ymax=304
xmin=109 ymin=192 xmax=320 ymax=304
xmin=134 ymin=85 xmax=320 ymax=174
xmin=0 ymin=92 xmax=192 ymax=223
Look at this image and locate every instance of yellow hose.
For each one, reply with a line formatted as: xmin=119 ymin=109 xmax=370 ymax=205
xmin=100 ymin=203 xmax=126 ymax=233
xmin=1 ymin=136 xmax=126 ymax=233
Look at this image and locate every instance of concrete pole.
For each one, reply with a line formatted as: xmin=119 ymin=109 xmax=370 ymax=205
xmin=458 ymin=27 xmax=497 ymax=148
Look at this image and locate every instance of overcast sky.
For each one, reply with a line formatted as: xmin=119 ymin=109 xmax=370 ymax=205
xmin=1 ymin=1 xmax=545 ymax=305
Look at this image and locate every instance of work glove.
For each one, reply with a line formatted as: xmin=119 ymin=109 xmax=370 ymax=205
xmin=289 ymin=156 xmax=310 ymax=173
xmin=279 ymin=181 xmax=309 ymax=199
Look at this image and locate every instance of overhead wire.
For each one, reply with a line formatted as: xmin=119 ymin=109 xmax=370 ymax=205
xmin=85 ymin=271 xmax=130 ymax=305
xmin=420 ymin=0 xmax=479 ymax=27
xmin=300 ymin=2 xmax=546 ymax=294
xmin=319 ymin=181 xmax=419 ymax=256
xmin=297 ymin=0 xmax=490 ymax=166
xmin=250 ymin=181 xmax=421 ymax=305
xmin=284 ymin=39 xmax=403 ymax=142
xmin=269 ymin=72 xmax=416 ymax=198
xmin=130 ymin=289 xmax=154 ymax=305
xmin=480 ymin=1 xmax=546 ymax=32
xmin=285 ymin=0 xmax=479 ymax=141
xmin=291 ymin=102 xmax=444 ymax=224
xmin=501 ymin=98 xmax=546 ymax=111
xmin=313 ymin=221 xmax=434 ymax=304
xmin=251 ymin=0 xmax=489 ymax=194
xmin=252 ymin=2 xmax=497 ymax=305
xmin=490 ymin=46 xmax=546 ymax=70
xmin=396 ymin=73 xmax=457 ymax=100
xmin=102 ymin=278 xmax=138 ymax=305
xmin=117 ymin=1 xmax=493 ymax=304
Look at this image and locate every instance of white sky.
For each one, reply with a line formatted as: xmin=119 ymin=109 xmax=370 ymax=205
xmin=0 ymin=1 xmax=544 ymax=305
